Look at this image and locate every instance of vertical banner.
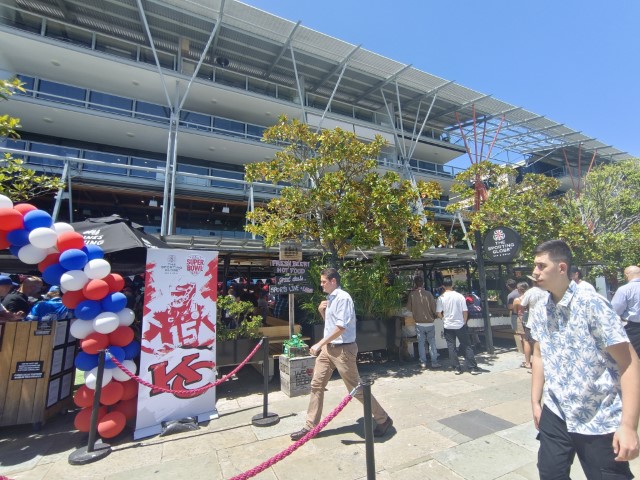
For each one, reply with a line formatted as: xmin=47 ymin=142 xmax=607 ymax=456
xmin=134 ymin=249 xmax=218 ymax=439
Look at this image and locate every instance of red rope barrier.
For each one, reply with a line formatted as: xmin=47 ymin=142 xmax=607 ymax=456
xmin=108 ymin=338 xmax=264 ymax=396
xmin=230 ymin=390 xmax=358 ymax=480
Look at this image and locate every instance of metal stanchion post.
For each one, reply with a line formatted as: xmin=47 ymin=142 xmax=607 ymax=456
xmin=252 ymin=337 xmax=280 ymax=427
xmin=362 ymin=379 xmax=376 ymax=480
xmin=69 ymin=350 xmax=112 ymax=465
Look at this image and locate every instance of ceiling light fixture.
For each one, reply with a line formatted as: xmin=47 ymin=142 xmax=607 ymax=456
xmin=149 ymin=197 xmax=158 ymax=207
xmin=221 ymin=205 xmax=230 ymax=214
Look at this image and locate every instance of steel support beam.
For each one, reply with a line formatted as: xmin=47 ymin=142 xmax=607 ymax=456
xmin=264 ymin=21 xmax=301 ymax=78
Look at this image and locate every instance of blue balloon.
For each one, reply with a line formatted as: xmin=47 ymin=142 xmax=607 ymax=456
xmin=75 ymin=300 xmax=102 ymax=320
xmin=59 ymin=248 xmax=88 ymax=271
xmin=74 ymin=351 xmax=99 ymax=371
xmin=104 ymin=346 xmax=125 ymax=369
xmin=9 ymin=244 xmax=22 ymax=257
xmin=42 ymin=263 xmax=66 ymax=286
xmin=6 ymin=229 xmax=30 ymax=247
xmin=101 ymin=292 xmax=127 ymax=313
xmin=123 ymin=340 xmax=140 ymax=360
xmin=23 ymin=209 xmax=52 ymax=231
xmin=82 ymin=244 xmax=104 ymax=260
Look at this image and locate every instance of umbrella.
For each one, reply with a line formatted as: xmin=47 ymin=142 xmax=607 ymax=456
xmin=70 ymin=215 xmax=169 ymax=275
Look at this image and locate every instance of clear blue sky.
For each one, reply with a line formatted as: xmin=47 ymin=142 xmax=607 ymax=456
xmin=241 ymin=0 xmax=640 ymax=162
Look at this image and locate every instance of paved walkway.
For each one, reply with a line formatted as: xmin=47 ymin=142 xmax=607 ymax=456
xmin=1 ymin=342 xmax=638 ymax=480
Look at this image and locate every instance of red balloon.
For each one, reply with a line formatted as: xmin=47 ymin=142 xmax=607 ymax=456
xmin=119 ymin=379 xmax=138 ymax=401
xmin=13 ymin=203 xmax=38 ymax=215
xmin=0 ymin=208 xmax=24 ymax=231
xmin=73 ymin=385 xmax=95 ymax=408
xmin=111 ymin=397 xmax=137 ymax=422
xmin=57 ymin=231 xmax=85 ymax=252
xmin=81 ymin=332 xmax=110 ymax=355
xmin=38 ymin=252 xmax=61 ymax=273
xmin=99 ymin=381 xmax=124 ymax=406
xmin=0 ymin=231 xmax=9 ymax=250
xmin=108 ymin=326 xmax=134 ymax=347
xmin=104 ymin=273 xmax=125 ymax=292
xmin=74 ymin=406 xmax=107 ymax=432
xmin=62 ymin=289 xmax=86 ymax=309
xmin=83 ymin=279 xmax=109 ymax=301
xmin=97 ymin=411 xmax=126 ymax=438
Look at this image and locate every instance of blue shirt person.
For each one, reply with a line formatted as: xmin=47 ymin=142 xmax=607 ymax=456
xmin=27 ymin=286 xmax=71 ymax=322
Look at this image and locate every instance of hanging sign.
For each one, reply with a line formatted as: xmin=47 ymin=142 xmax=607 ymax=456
xmin=483 ymin=226 xmax=521 ymax=263
xmin=279 ymin=241 xmax=303 ymax=261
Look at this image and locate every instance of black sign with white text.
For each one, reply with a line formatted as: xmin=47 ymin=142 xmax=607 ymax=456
xmin=483 ymin=227 xmax=521 ymax=263
xmin=12 ymin=361 xmax=44 ymax=380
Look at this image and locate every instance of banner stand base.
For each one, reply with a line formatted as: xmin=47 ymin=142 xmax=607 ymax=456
xmin=160 ymin=417 xmax=199 ymax=436
xmin=251 ymin=412 xmax=280 ymax=427
xmin=68 ymin=439 xmax=111 ymax=465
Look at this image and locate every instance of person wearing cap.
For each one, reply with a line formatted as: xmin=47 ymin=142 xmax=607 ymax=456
xmin=2 ymin=276 xmax=43 ymax=316
xmin=26 ymin=286 xmax=70 ymax=322
xmin=0 ymin=275 xmax=24 ymax=322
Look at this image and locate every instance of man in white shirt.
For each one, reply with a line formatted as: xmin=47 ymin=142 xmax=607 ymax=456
xmin=569 ymin=266 xmax=596 ymax=293
xmin=290 ymin=268 xmax=393 ymax=441
xmin=436 ymin=277 xmax=480 ymax=375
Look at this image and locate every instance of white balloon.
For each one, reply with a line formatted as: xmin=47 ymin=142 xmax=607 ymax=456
xmin=84 ymin=367 xmax=113 ymax=390
xmin=84 ymin=258 xmax=111 ymax=280
xmin=28 ymin=227 xmax=59 ymax=249
xmin=70 ymin=319 xmax=96 ymax=339
xmin=52 ymin=222 xmax=74 ymax=234
xmin=117 ymin=308 xmax=135 ymax=327
xmin=0 ymin=194 xmax=13 ymax=209
xmin=93 ymin=312 xmax=120 ymax=334
xmin=60 ymin=270 xmax=88 ymax=291
xmin=17 ymin=244 xmax=48 ymax=264
xmin=112 ymin=359 xmax=137 ymax=382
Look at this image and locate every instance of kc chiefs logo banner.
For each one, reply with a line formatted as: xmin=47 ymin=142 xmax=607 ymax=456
xmin=134 ymin=248 xmax=219 ymax=439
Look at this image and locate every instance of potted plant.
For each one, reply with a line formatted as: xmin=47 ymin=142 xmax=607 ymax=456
xmin=215 ymin=295 xmax=264 ymax=367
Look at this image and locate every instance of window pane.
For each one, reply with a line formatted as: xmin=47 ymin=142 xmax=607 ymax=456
xmin=89 ymin=91 xmax=132 ymax=116
xmin=213 ymin=117 xmax=245 ymax=138
xmin=15 ymin=75 xmax=35 ymax=95
xmin=28 ymin=143 xmax=78 ymax=168
xmin=95 ymin=35 xmax=137 ymax=61
xmin=246 ymin=124 xmax=265 ymax=140
xmin=131 ymin=157 xmax=164 ymax=180
xmin=44 ymin=21 xmax=92 ymax=47
xmin=82 ymin=151 xmax=128 ymax=175
xmin=180 ymin=111 xmax=211 ymax=131
xmin=211 ymin=168 xmax=243 ymax=190
xmin=177 ymin=164 xmax=208 ymax=186
xmin=37 ymin=80 xmax=85 ymax=107
xmin=135 ymin=101 xmax=170 ymax=123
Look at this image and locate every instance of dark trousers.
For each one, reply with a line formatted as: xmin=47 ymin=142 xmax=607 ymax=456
xmin=443 ymin=324 xmax=477 ymax=369
xmin=625 ymin=322 xmax=640 ymax=358
xmin=537 ymin=405 xmax=633 ymax=480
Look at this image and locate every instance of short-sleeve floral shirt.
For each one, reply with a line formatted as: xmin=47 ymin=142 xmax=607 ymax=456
xmin=529 ymin=283 xmax=629 ymax=434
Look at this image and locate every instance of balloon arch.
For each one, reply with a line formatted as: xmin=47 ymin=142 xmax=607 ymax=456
xmin=0 ymin=194 xmax=139 ymax=439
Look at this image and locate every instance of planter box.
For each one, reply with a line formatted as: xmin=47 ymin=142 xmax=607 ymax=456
xmin=356 ymin=317 xmax=395 ymax=353
xmin=279 ymin=355 xmax=315 ymax=397
xmin=216 ymin=338 xmax=264 ymax=367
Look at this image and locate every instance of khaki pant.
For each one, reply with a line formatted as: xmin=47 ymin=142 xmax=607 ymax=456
xmin=305 ymin=342 xmax=389 ymax=429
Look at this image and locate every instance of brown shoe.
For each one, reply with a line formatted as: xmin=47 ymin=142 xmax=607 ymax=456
xmin=290 ymin=428 xmax=310 ymax=441
xmin=373 ymin=417 xmax=393 ymax=437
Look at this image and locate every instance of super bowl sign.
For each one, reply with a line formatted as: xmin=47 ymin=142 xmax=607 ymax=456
xmin=483 ymin=227 xmax=521 ymax=263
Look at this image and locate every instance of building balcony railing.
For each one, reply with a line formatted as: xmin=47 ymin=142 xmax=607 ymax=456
xmin=0 ymin=4 xmax=451 ymax=145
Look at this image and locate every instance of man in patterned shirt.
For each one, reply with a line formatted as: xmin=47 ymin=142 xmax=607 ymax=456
xmin=529 ymin=240 xmax=639 ymax=479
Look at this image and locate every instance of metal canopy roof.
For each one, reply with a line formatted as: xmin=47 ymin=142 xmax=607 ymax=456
xmin=10 ymin=0 xmax=632 ymax=167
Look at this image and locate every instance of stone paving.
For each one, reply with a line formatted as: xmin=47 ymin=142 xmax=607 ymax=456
xmin=1 ymin=341 xmax=638 ymax=480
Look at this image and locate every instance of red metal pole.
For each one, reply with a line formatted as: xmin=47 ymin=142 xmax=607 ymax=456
xmin=455 ymin=111 xmax=475 ymax=165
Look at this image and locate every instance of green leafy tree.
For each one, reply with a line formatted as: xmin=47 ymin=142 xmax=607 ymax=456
xmin=245 ymin=116 xmax=446 ymax=266
xmin=1 ymin=78 xmax=65 ymax=202
xmin=562 ymin=159 xmax=640 ymax=277
xmin=446 ymin=161 xmax=595 ymax=264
